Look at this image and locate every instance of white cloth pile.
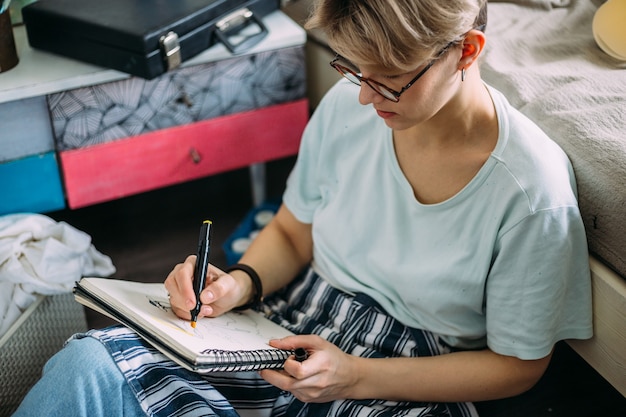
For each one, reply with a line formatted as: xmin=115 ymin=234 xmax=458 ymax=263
xmin=0 ymin=213 xmax=116 ymax=338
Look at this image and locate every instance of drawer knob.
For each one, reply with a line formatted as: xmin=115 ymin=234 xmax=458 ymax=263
xmin=190 ymin=148 xmax=202 ymax=164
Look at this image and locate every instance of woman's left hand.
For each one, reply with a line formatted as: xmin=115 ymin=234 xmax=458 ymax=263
xmin=259 ymin=335 xmax=360 ymax=403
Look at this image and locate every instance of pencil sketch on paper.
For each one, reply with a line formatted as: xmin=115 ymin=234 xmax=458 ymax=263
xmin=149 ymin=297 xmax=170 ymax=312
xmin=144 ymin=294 xmax=269 ymax=344
xmin=145 ymin=295 xmax=197 ymax=336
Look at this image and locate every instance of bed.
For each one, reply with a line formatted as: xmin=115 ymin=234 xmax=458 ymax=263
xmin=284 ymin=0 xmax=626 ymax=396
xmin=482 ymin=0 xmax=626 ymax=395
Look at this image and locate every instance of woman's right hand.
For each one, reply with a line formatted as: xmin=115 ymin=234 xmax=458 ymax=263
xmin=164 ymin=255 xmax=252 ymax=320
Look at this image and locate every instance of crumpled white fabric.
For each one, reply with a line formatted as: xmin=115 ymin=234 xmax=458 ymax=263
xmin=0 ymin=213 xmax=116 ymax=338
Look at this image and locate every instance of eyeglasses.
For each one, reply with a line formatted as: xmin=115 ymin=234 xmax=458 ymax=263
xmin=329 ymin=43 xmax=454 ymax=103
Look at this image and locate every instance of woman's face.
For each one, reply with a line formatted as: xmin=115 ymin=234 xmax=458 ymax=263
xmin=355 ymin=49 xmax=461 ymax=131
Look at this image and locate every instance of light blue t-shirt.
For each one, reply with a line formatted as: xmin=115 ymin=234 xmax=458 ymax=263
xmin=283 ymin=79 xmax=592 ymax=360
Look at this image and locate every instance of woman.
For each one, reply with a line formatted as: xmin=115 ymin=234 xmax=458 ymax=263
xmin=14 ymin=1 xmax=592 ymax=416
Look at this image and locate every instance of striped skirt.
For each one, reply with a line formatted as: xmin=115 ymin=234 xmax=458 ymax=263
xmin=88 ymin=268 xmax=478 ymax=417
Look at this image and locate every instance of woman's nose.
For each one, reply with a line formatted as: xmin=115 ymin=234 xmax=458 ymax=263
xmin=358 ymin=83 xmax=385 ymax=106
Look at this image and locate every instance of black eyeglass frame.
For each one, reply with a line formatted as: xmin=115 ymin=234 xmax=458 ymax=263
xmin=330 ymin=43 xmax=453 ymax=103
xmin=329 ymin=23 xmax=487 ymax=103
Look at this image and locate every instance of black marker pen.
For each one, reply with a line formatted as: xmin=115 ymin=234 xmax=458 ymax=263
xmin=190 ymin=220 xmax=212 ymax=328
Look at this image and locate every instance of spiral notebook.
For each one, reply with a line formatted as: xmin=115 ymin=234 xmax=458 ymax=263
xmin=74 ymin=277 xmax=294 ymax=373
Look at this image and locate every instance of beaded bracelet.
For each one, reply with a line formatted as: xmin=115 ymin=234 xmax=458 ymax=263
xmin=226 ymin=263 xmax=263 ymax=311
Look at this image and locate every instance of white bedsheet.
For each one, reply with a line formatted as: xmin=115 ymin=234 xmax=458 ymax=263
xmin=490 ymin=0 xmax=575 ymax=9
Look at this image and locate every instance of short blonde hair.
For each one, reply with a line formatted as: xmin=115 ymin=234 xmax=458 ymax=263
xmin=305 ymin=0 xmax=487 ymax=71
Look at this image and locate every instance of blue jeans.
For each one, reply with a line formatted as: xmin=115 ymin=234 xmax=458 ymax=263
xmin=12 ymin=336 xmax=146 ymax=417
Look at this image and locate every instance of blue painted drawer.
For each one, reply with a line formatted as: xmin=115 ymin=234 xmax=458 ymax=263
xmin=0 ymin=153 xmax=65 ymax=215
xmin=0 ymin=96 xmax=55 ymax=163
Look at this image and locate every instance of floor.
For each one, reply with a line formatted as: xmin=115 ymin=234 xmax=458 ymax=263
xmin=48 ymin=157 xmax=626 ymax=417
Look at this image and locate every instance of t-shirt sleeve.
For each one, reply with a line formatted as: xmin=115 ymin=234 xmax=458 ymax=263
xmin=485 ymin=205 xmax=593 ymax=360
xmin=282 ymin=81 xmax=345 ymax=224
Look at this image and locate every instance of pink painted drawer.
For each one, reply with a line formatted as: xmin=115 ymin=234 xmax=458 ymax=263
xmin=59 ymin=99 xmax=308 ymax=208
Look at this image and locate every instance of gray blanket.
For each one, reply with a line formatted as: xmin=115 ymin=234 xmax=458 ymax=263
xmin=481 ymin=0 xmax=626 ymax=278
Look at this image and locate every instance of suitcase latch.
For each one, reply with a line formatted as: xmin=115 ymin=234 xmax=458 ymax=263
xmin=159 ymin=31 xmax=181 ymax=71
xmin=216 ymin=8 xmax=253 ymax=33
xmin=215 ymin=7 xmax=269 ymax=54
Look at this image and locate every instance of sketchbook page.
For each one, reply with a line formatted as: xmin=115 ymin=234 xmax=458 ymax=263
xmin=77 ymin=277 xmax=294 ymax=360
xmin=74 ymin=292 xmax=203 ymax=371
xmin=75 ymin=291 xmax=227 ymax=373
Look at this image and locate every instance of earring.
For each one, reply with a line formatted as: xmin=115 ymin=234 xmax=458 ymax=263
xmin=461 ymin=68 xmax=466 ymax=82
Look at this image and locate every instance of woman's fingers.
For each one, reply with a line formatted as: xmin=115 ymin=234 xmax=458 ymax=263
xmin=164 ymin=255 xmax=197 ymax=319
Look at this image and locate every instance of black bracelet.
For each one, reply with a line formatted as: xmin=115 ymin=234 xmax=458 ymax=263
xmin=226 ymin=263 xmax=263 ymax=311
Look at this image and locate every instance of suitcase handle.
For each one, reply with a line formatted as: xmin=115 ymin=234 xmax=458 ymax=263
xmin=215 ymin=7 xmax=269 ymax=54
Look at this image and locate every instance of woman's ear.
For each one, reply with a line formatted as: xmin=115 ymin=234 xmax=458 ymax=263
xmin=458 ymin=29 xmax=486 ymax=71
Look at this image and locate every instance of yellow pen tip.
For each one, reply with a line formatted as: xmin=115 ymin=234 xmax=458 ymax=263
xmin=190 ymin=321 xmax=197 ymax=329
